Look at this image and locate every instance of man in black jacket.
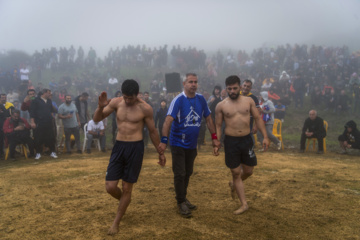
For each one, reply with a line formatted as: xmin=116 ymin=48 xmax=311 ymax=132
xmin=154 ymin=99 xmax=168 ymax=137
xmin=30 ymin=89 xmax=58 ymax=159
xmin=75 ymin=92 xmax=90 ymax=132
xmin=338 ymin=120 xmax=360 ymax=154
xmin=299 ymin=110 xmax=326 ymax=154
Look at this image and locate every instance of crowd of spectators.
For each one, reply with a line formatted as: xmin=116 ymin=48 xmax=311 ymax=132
xmin=0 ymin=42 xmax=360 ymax=160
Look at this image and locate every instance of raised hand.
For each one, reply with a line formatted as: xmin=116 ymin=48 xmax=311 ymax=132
xmin=98 ymin=92 xmax=110 ymax=108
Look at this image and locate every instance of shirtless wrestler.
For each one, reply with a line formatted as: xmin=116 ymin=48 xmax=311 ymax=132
xmin=93 ymin=79 xmax=166 ymax=235
xmin=215 ymin=75 xmax=269 ymax=214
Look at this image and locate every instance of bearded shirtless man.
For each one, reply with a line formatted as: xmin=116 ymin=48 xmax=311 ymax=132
xmin=93 ymin=79 xmax=166 ymax=235
xmin=215 ymin=75 xmax=269 ymax=214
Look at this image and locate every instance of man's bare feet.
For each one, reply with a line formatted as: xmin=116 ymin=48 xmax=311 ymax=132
xmin=233 ymin=205 xmax=249 ymax=215
xmin=107 ymin=224 xmax=119 ymax=235
xmin=228 ymin=181 xmax=236 ymax=200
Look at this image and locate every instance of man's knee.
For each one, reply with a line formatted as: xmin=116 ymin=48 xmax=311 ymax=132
xmin=242 ymin=168 xmax=253 ymax=178
xmin=121 ymin=182 xmax=133 ymax=195
xmin=105 ymin=181 xmax=118 ymax=194
xmin=241 ymin=165 xmax=254 ymax=179
xmin=231 ymin=168 xmax=242 ymax=179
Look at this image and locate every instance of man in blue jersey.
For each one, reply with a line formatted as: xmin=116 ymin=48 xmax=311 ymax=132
xmin=159 ymin=73 xmax=221 ymax=218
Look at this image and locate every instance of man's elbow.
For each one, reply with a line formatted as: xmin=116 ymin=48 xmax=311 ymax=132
xmin=93 ymin=115 xmax=102 ymax=122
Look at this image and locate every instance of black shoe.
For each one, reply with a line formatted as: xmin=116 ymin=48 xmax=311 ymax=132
xmin=178 ymin=202 xmax=192 ymax=218
xmin=77 ymin=150 xmax=82 ymax=154
xmin=316 ymin=150 xmax=324 ymax=154
xmin=86 ymin=149 xmax=91 ymax=154
xmin=299 ymin=149 xmax=305 ymax=153
xmin=101 ymin=149 xmax=106 ymax=153
xmin=185 ymin=199 xmax=197 ymax=210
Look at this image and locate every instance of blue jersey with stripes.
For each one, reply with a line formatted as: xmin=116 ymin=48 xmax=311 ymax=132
xmin=167 ymin=92 xmax=211 ymax=149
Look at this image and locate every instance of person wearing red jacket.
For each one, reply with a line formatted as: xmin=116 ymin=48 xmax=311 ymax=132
xmin=20 ymin=89 xmax=36 ymax=112
xmin=3 ymin=109 xmax=35 ymax=160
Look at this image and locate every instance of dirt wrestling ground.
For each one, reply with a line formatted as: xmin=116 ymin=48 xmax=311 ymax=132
xmin=0 ymin=145 xmax=359 ymax=240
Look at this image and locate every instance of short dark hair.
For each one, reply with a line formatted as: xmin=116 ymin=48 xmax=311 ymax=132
xmin=0 ymin=93 xmax=6 ymax=97
xmin=41 ymin=88 xmax=51 ymax=94
xmin=81 ymin=92 xmax=89 ymax=97
xmin=225 ymin=75 xmax=241 ymax=86
xmin=27 ymin=89 xmax=35 ymax=94
xmin=65 ymin=94 xmax=72 ymax=98
xmin=12 ymin=109 xmax=20 ymax=115
xmin=243 ymin=79 xmax=252 ymax=85
xmin=114 ymin=91 xmax=122 ymax=97
xmin=144 ymin=91 xmax=149 ymax=95
xmin=121 ymin=79 xmax=139 ymax=96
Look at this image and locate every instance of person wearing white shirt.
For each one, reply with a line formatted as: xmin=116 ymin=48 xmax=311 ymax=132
xmin=86 ymin=119 xmax=106 ymax=153
xmin=20 ymin=65 xmax=30 ymax=83
xmin=6 ymin=89 xmax=19 ymax=104
xmin=108 ymin=77 xmax=118 ymax=85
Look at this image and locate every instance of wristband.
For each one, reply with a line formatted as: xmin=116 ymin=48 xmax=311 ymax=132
xmin=161 ymin=136 xmax=168 ymax=144
xmin=211 ymin=133 xmax=218 ymax=140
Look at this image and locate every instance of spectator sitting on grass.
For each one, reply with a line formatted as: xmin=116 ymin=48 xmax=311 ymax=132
xmin=338 ymin=120 xmax=360 ymax=154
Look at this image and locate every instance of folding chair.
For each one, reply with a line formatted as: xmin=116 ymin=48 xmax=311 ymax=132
xmin=82 ymin=123 xmax=101 ymax=152
xmin=272 ymin=118 xmax=284 ymax=150
xmin=5 ymin=144 xmax=28 ymax=160
xmin=306 ymin=120 xmax=328 ymax=153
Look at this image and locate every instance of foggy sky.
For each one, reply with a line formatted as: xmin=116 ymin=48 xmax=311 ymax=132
xmin=1 ymin=0 xmax=360 ymax=57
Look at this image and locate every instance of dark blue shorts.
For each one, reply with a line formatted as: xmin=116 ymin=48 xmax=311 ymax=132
xmin=105 ymin=140 xmax=144 ymax=183
xmin=224 ymin=134 xmax=257 ymax=169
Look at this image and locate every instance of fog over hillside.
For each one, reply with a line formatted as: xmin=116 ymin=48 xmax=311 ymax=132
xmin=1 ymin=0 xmax=360 ymax=56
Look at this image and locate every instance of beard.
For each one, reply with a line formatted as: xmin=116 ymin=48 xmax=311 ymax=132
xmin=66 ymin=101 xmax=72 ymax=104
xmin=229 ymin=92 xmax=240 ymax=100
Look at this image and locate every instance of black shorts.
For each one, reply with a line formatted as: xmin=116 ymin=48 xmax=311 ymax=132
xmin=224 ymin=134 xmax=257 ymax=169
xmin=105 ymin=140 xmax=144 ymax=183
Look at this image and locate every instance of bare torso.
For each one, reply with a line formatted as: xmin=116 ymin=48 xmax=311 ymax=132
xmin=112 ymin=97 xmax=149 ymax=141
xmin=219 ymin=96 xmax=254 ymax=137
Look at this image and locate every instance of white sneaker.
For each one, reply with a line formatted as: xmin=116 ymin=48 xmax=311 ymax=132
xmin=50 ymin=152 xmax=58 ymax=158
xmin=277 ymin=142 xmax=282 ymax=150
xmin=35 ymin=153 xmax=41 ymax=160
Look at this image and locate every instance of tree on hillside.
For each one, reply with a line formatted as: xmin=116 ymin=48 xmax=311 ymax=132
xmin=0 ymin=50 xmax=31 ymax=70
